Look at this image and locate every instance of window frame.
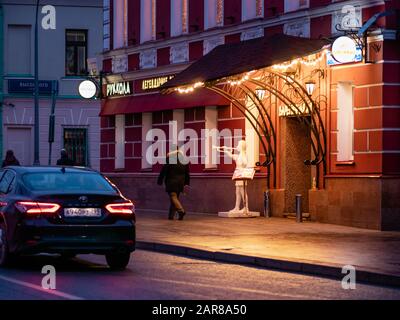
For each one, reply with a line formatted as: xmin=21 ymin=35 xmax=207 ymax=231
xmin=65 ymin=29 xmax=88 ymax=76
xmin=63 ymin=127 xmax=89 ymax=167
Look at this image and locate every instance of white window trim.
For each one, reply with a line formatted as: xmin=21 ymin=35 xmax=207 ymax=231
xmin=141 ymin=113 xmax=153 ymax=169
xmin=115 ymin=115 xmax=125 ymax=169
xmin=245 ymin=97 xmax=260 ymax=167
xmin=337 ymin=82 xmax=354 ymax=162
xmin=205 ymin=106 xmax=218 ymax=169
xmin=140 ymin=0 xmax=156 ymax=43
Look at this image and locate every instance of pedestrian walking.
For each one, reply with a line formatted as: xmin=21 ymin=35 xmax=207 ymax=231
xmin=157 ymin=149 xmax=190 ymax=220
xmin=56 ymin=149 xmax=75 ymax=166
xmin=2 ymin=150 xmax=20 ymax=167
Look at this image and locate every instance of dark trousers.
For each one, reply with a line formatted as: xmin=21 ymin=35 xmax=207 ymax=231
xmin=168 ymin=192 xmax=185 ymax=217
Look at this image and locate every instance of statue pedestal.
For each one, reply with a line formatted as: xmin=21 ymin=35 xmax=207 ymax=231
xmin=218 ymin=211 xmax=260 ymax=218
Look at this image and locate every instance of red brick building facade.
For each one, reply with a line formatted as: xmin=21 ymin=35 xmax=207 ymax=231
xmin=100 ymin=0 xmax=400 ymax=230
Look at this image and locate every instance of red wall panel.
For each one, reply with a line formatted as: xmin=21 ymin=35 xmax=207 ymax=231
xmin=189 ymin=0 xmax=204 ymax=32
xmin=310 ymin=0 xmax=331 ymax=9
xmin=385 ymin=0 xmax=400 ymax=29
xmin=128 ymin=53 xmax=140 ymax=71
xmin=128 ymin=0 xmax=141 ymax=46
xmin=157 ymin=47 xmax=170 ymax=66
xmin=125 ymin=127 xmax=142 ymax=142
xmin=310 ymin=15 xmax=332 ymax=39
xmin=101 ymin=129 xmax=115 ymax=143
xmin=362 ymin=5 xmax=386 ymax=28
xmin=383 ymin=154 xmax=400 ymax=174
xmin=264 ymin=0 xmax=284 ymax=18
xmin=103 ymin=58 xmax=112 ymax=73
xmin=224 ymin=0 xmax=242 ymax=25
xmin=264 ymin=24 xmax=283 ymax=36
xmin=156 ymin=0 xmax=171 ymax=39
xmin=125 ymin=159 xmax=142 ymax=172
xmin=189 ymin=41 xmax=203 ymax=61
xmin=225 ymin=33 xmax=241 ymax=44
xmin=101 ymin=159 xmax=114 ymax=172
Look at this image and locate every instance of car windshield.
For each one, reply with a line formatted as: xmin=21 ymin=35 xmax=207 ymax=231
xmin=22 ymin=172 xmax=116 ymax=193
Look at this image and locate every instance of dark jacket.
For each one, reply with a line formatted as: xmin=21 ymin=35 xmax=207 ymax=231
xmin=157 ymin=159 xmax=190 ymax=193
xmin=56 ymin=156 xmax=75 ymax=166
xmin=2 ymin=158 xmax=20 ymax=168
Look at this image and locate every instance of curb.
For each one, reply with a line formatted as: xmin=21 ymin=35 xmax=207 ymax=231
xmin=136 ymin=241 xmax=400 ymax=288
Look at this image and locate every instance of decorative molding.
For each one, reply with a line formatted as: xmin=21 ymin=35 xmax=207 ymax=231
xmin=216 ymin=0 xmax=224 ymax=27
xmin=284 ymin=18 xmax=310 ymax=38
xmin=170 ymin=43 xmax=189 ymax=64
xmin=112 ymin=54 xmax=128 ymax=73
xmin=203 ymin=36 xmax=224 ymax=55
xmin=241 ymin=27 xmax=264 ymax=41
xmin=103 ymin=0 xmax=385 ymax=59
xmin=140 ymin=49 xmax=157 ymax=69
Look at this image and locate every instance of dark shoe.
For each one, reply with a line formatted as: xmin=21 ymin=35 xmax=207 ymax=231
xmin=178 ymin=211 xmax=186 ymax=221
xmin=168 ymin=211 xmax=174 ymax=220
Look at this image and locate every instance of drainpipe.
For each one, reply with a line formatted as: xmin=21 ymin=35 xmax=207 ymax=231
xmin=0 ymin=5 xmax=4 ymax=161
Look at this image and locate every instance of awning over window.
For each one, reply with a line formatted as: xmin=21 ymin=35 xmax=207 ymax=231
xmin=162 ymin=34 xmax=330 ymax=90
xmin=100 ymin=88 xmax=229 ymax=116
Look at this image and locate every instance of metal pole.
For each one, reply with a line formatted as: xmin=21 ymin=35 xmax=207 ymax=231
xmin=243 ymin=180 xmax=248 ymax=215
xmin=296 ymin=194 xmax=302 ymax=223
xmin=0 ymin=5 xmax=4 ymax=161
xmin=263 ymin=190 xmax=271 ymax=218
xmin=33 ymin=0 xmax=40 ymax=165
xmin=48 ymin=81 xmax=57 ymax=165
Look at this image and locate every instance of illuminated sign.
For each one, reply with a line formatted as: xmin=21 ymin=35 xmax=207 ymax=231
xmin=141 ymin=75 xmax=174 ymax=91
xmin=106 ymin=81 xmax=132 ymax=97
xmin=327 ymin=47 xmax=362 ymax=66
xmin=329 ymin=36 xmax=361 ymax=65
xmin=278 ymin=104 xmax=310 ymax=117
xmin=78 ymin=80 xmax=97 ymax=99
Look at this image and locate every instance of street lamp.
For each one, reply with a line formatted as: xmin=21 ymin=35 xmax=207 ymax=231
xmin=255 ymin=88 xmax=266 ymax=100
xmin=305 ymin=80 xmax=316 ymax=96
xmin=33 ymin=0 xmax=40 ymax=165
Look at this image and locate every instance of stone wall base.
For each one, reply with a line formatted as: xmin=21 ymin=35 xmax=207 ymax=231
xmin=309 ymin=177 xmax=400 ymax=231
xmin=107 ymin=174 xmax=400 ymax=231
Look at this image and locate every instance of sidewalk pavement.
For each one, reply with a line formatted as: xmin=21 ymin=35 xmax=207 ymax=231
xmin=135 ymin=210 xmax=400 ymax=287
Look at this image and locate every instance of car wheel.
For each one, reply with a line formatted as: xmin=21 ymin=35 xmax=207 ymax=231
xmin=105 ymin=252 xmax=131 ymax=270
xmin=0 ymin=224 xmax=13 ymax=267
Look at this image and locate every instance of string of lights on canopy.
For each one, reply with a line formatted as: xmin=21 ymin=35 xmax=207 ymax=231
xmin=161 ymin=34 xmax=331 ymax=189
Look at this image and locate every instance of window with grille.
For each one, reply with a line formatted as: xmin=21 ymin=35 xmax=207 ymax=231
xmin=63 ymin=128 xmax=88 ymax=167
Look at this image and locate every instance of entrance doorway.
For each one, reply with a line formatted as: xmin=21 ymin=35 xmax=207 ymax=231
xmin=5 ymin=127 xmax=33 ymax=166
xmin=280 ymin=117 xmax=311 ymax=214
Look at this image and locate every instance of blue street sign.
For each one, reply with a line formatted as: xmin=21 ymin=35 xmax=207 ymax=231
xmin=8 ymin=79 xmax=58 ymax=95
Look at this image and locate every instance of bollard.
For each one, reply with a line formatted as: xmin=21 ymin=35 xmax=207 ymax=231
xmin=296 ymin=194 xmax=302 ymax=223
xmin=263 ymin=190 xmax=271 ymax=218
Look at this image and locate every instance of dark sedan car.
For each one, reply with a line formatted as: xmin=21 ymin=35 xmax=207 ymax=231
xmin=0 ymin=166 xmax=135 ymax=270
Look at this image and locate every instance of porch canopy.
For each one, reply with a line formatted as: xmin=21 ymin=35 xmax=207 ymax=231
xmin=100 ymin=87 xmax=229 ymax=116
xmin=161 ymin=34 xmax=329 ymax=91
xmin=161 ymin=33 xmax=331 ymax=190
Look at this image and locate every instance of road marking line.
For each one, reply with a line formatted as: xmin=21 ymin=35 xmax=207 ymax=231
xmin=0 ymin=275 xmax=84 ymax=300
xmin=141 ymin=276 xmax=317 ymax=299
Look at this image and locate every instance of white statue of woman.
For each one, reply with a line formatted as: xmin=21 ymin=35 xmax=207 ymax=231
xmin=215 ymin=140 xmax=249 ymax=213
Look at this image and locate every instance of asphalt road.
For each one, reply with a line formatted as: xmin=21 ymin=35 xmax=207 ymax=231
xmin=0 ymin=250 xmax=399 ymax=300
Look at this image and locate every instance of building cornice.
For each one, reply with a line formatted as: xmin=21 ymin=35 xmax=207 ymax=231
xmin=102 ymin=0 xmax=385 ymax=59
